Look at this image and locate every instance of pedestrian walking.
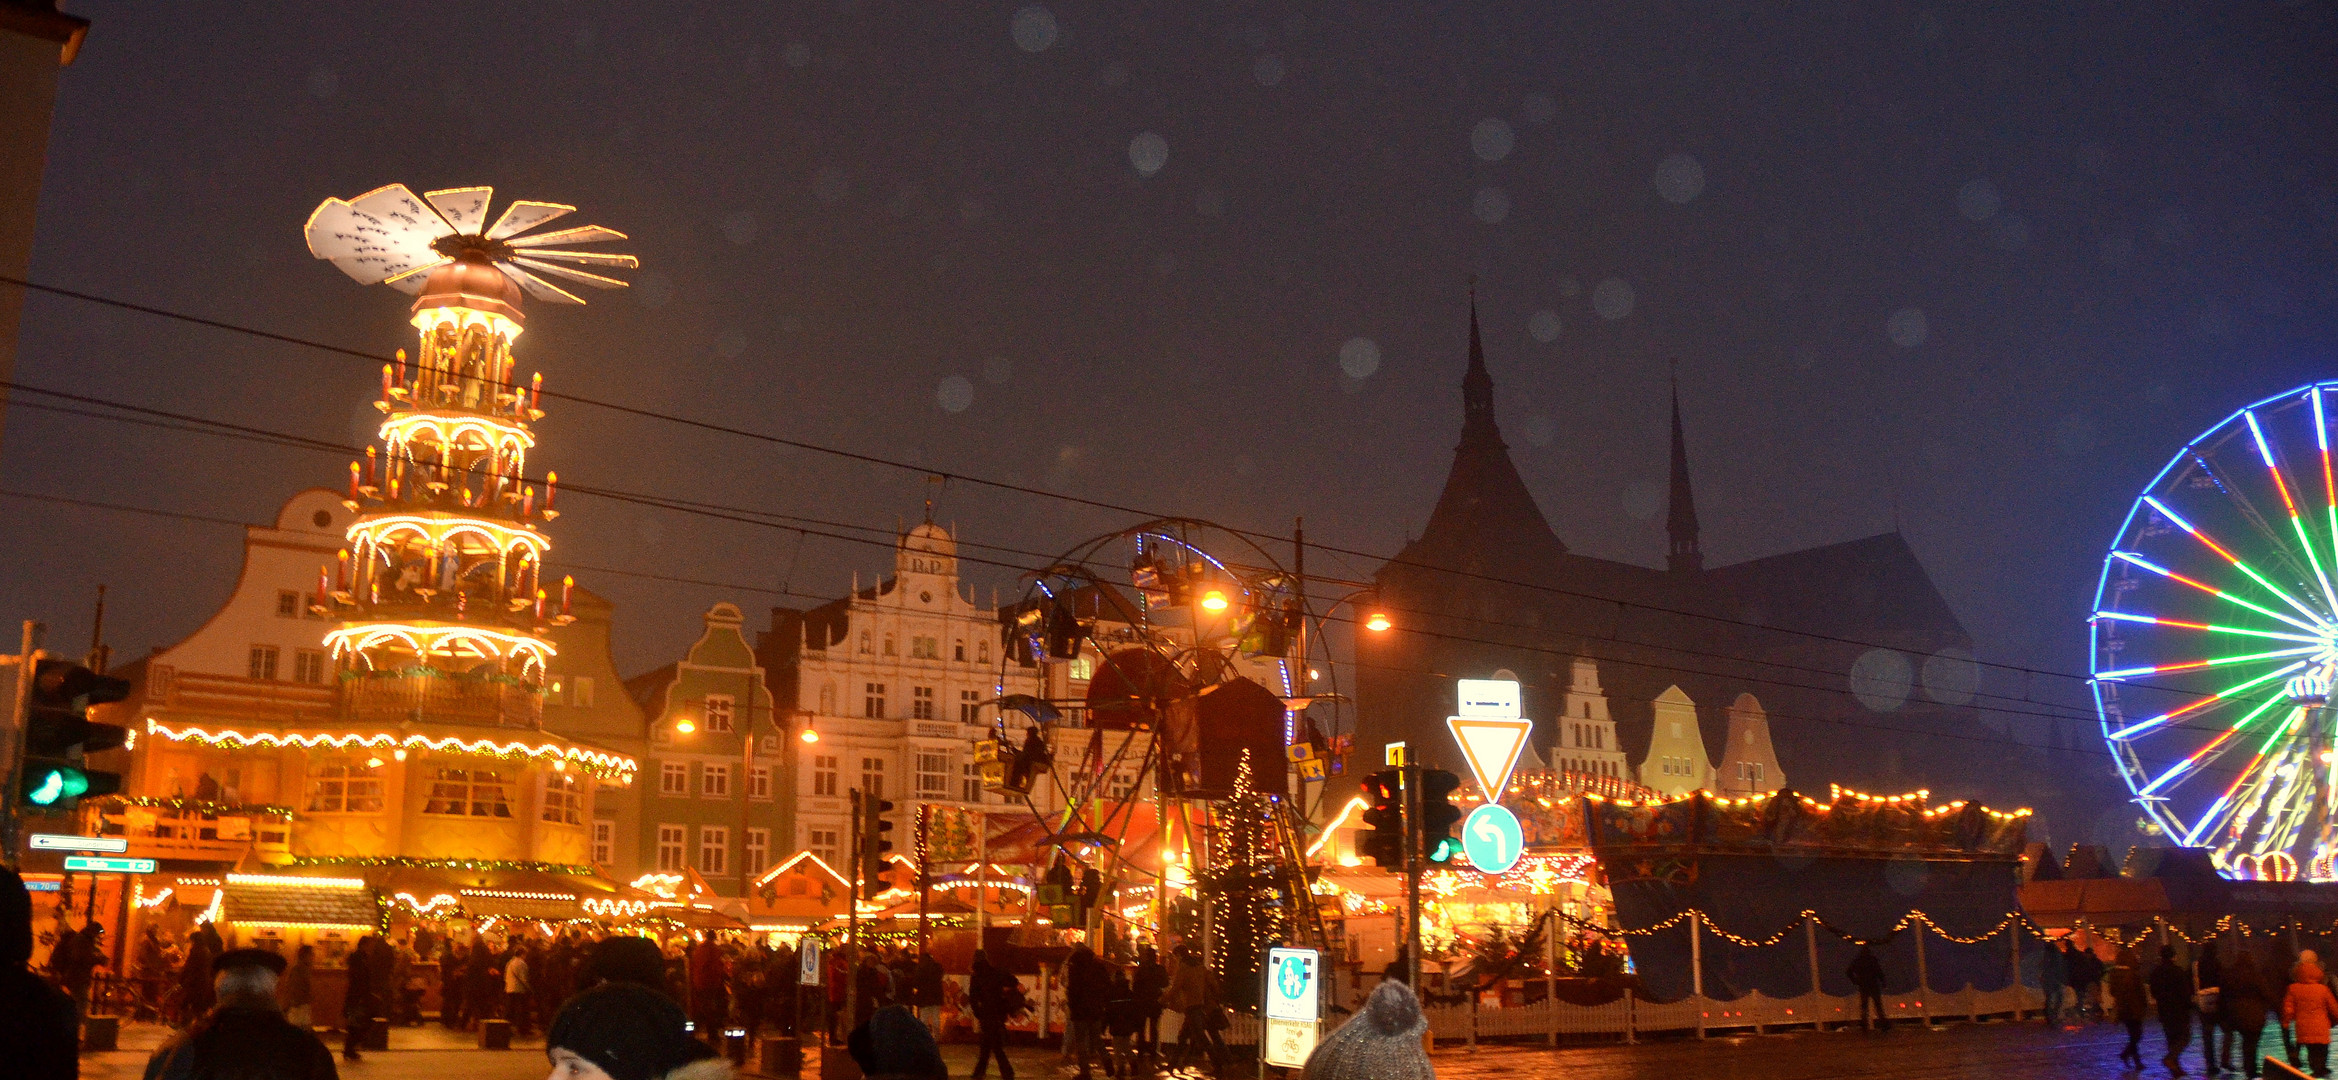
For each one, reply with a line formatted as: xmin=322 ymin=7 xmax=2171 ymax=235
xmin=0 ymin=867 xmax=77 ymax=1080
xmin=1164 ymin=946 xmax=1228 ymax=1075
xmin=1299 ymin=980 xmax=1434 ymax=1080
xmin=2042 ymin=939 xmax=2069 ymax=1026
xmin=283 ymin=945 xmax=317 ymax=1030
xmin=1847 ymin=944 xmax=1889 ymax=1032
xmin=1063 ymin=945 xmax=1111 ymax=1080
xmin=440 ymin=940 xmax=467 ymax=1028
xmin=342 ymin=937 xmax=379 ymax=1062
xmin=178 ymin=928 xmax=217 ymax=1025
xmin=507 ymin=944 xmax=535 ymax=1036
xmin=969 ymin=950 xmax=1025 ymax=1080
xmin=2288 ymin=955 xmax=2338 ymax=1079
xmin=2196 ymin=942 xmax=2225 ymax=1076
xmin=2109 ymin=946 xmax=2149 ymax=1069
xmin=690 ymin=937 xmax=730 ymax=1042
xmin=909 ymin=950 xmax=945 ymax=1036
xmin=2222 ymin=950 xmax=2270 ymax=1079
xmin=2149 ymin=944 xmax=2196 ymax=1075
xmin=1132 ymin=946 xmax=1167 ymax=1061
xmin=2074 ymin=943 xmax=2108 ymax=1022
xmin=1107 ymin=964 xmax=1148 ymax=1078
xmin=145 ymin=947 xmax=339 ymax=1080
xmin=547 ymin=979 xmax=728 ymax=1080
xmin=848 ymin=1004 xmax=949 ymax=1080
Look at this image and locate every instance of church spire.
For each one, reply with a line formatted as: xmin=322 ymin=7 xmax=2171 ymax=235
xmin=1667 ymin=375 xmax=1703 ymax=573
xmin=1463 ymin=284 xmax=1494 ymax=435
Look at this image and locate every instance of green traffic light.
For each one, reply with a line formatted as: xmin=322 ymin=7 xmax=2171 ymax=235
xmin=1429 ymin=837 xmax=1455 ymax=862
xmin=27 ymin=769 xmax=66 ymax=806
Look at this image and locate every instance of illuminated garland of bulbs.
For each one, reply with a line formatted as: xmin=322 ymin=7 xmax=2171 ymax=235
xmin=1554 ymin=905 xmax=2040 ymax=948
xmin=99 ymin=794 xmax=298 ymax=820
xmin=146 ymin=721 xmax=637 ymax=781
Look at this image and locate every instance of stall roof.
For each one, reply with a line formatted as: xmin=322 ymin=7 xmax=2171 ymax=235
xmin=220 ymin=874 xmax=377 ymax=928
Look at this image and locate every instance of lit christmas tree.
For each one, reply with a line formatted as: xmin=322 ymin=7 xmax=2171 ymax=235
xmin=1203 ymin=750 xmax=1286 ymax=1004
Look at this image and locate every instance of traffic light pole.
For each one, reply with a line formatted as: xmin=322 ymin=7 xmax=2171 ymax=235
xmin=1403 ymin=760 xmax=1423 ymax=995
xmin=0 ymin=621 xmax=42 ymax=867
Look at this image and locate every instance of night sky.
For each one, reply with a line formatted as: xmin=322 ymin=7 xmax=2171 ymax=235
xmin=4 ymin=2 xmax=2335 ymax=844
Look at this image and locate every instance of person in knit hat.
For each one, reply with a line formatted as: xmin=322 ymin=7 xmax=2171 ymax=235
xmin=547 ymin=981 xmax=729 ymax=1080
xmin=1302 ymin=980 xmax=1434 ymax=1080
xmin=847 ymin=1004 xmax=949 ymax=1080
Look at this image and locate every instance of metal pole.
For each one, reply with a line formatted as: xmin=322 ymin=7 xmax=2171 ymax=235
xmin=975 ymin=809 xmax=988 ymax=939
xmin=1807 ymin=918 xmax=1823 ymax=1026
xmin=1 ymin=621 xmax=43 ymax=865
xmin=847 ymin=788 xmax=862 ymax=1035
xmin=1547 ymin=906 xmax=1559 ymax=1046
xmin=740 ymin=705 xmax=756 ymax=899
xmin=1690 ymin=915 xmax=1705 ymax=1039
xmin=915 ymin=807 xmax=930 ymax=955
xmin=1914 ymin=923 xmax=1930 ymax=1027
xmin=1404 ymin=761 xmax=1423 ymax=995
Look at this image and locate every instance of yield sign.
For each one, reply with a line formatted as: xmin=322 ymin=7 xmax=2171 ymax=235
xmin=1446 ymin=716 xmax=1534 ymax=801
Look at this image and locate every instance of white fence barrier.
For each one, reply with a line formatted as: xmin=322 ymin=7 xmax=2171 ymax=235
xmin=1223 ymin=983 xmax=2036 ymax=1044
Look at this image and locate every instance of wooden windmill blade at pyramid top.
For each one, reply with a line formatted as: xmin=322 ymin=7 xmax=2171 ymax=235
xmin=304 ymin=183 xmax=640 ymax=310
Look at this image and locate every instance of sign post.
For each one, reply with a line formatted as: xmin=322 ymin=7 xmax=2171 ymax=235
xmin=1262 ymin=945 xmax=1321 ymax=1069
xmin=29 ymin=833 xmax=128 ymax=854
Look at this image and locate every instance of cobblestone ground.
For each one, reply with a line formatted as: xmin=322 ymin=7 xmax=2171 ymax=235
xmin=82 ymin=1018 xmax=2295 ymax=1080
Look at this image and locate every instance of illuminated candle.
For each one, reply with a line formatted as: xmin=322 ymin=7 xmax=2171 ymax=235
xmin=381 ymin=363 xmax=393 ymax=399
xmin=544 ymin=471 xmax=557 ymax=514
xmin=562 ymin=575 xmax=574 ymax=616
xmin=395 ymin=349 xmax=407 ymax=388
xmin=535 ymin=588 xmax=546 ymax=621
xmin=530 ymin=371 xmax=542 ymax=411
xmin=521 ymin=485 xmax=534 ymax=517
xmin=366 ymin=446 xmax=379 ymax=489
xmin=336 ymin=549 xmax=350 ymax=591
xmin=316 ymin=565 xmax=329 ymax=608
xmin=348 ymin=461 xmax=361 ymax=501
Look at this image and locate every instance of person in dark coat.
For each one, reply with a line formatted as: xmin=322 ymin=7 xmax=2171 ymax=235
xmin=908 ymin=950 xmax=946 ymax=1035
xmin=2108 ymin=946 xmax=2149 ymax=1069
xmin=0 ymin=867 xmax=77 ymax=1080
xmin=2041 ymin=939 xmax=2069 ymax=1026
xmin=440 ymin=940 xmax=467 ymax=1028
xmin=548 ymin=981 xmax=726 ymax=1080
xmin=689 ymin=937 xmax=729 ymax=1042
xmin=342 ymin=937 xmax=379 ymax=1062
xmin=2223 ymin=950 xmax=2272 ymax=1079
xmin=2148 ymin=944 xmax=2197 ymax=1073
xmin=465 ymin=937 xmax=496 ymax=1026
xmin=968 ymin=950 xmax=1021 ymax=1080
xmin=2197 ymin=942 xmax=2226 ymax=1076
xmin=179 ymin=929 xmax=218 ymax=1024
xmin=849 ymin=1004 xmax=948 ymax=1080
xmin=1064 ymin=945 xmax=1111 ymax=1080
xmin=147 ymin=947 xmax=339 ymax=1080
xmin=2072 ymin=944 xmax=2108 ymax=1021
xmin=1847 ymin=945 xmax=1888 ymax=1032
xmin=1131 ymin=946 xmax=1168 ymax=1061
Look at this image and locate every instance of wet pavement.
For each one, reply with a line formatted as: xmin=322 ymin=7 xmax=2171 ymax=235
xmin=80 ymin=1016 xmax=2293 ymax=1080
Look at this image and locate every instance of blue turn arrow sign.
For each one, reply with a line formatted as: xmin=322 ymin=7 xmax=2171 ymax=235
xmin=1461 ymin=804 xmax=1524 ymax=875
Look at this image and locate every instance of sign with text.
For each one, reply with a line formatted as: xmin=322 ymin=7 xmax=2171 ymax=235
xmin=1454 ymin=679 xmax=1520 ymax=718
xmin=30 ymin=834 xmax=128 ymax=854
xmin=1263 ymin=946 xmax=1321 ymax=1068
xmin=63 ymin=855 xmax=155 ymax=874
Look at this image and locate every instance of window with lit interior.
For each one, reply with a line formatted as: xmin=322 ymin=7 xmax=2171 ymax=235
xmin=424 ymin=767 xmax=512 ymax=817
xmin=306 ymin=760 xmax=384 ymax=814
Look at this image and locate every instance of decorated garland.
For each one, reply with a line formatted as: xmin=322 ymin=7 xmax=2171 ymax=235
xmin=99 ymin=795 xmax=297 ymax=820
xmin=290 ymin=855 xmax=597 ymax=875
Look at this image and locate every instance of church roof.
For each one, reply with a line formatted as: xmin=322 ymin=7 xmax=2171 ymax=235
xmin=1396 ymin=294 xmax=1570 ymax=577
xmin=1706 ymin=531 xmax=1970 ymax=647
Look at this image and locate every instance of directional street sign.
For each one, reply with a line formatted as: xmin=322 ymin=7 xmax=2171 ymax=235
xmin=1263 ymin=945 xmax=1321 ymax=1068
xmin=62 ymin=855 xmax=155 ymax=874
xmin=1448 ymin=677 xmax=1534 ymax=801
xmin=30 ymin=833 xmax=128 ymax=854
xmin=1462 ymin=804 xmax=1525 ymax=875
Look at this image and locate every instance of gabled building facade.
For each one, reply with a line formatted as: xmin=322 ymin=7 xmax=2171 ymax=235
xmin=626 ymin=602 xmax=785 ymax=897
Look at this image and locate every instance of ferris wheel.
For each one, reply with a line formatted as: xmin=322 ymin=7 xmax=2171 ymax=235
xmin=2095 ymin=381 xmax=2338 ymax=881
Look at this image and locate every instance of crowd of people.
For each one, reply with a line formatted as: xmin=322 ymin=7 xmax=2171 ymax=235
xmin=2047 ymin=936 xmax=2338 ymax=1078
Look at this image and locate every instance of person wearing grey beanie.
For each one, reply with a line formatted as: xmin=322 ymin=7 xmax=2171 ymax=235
xmin=1302 ymin=981 xmax=1434 ymax=1080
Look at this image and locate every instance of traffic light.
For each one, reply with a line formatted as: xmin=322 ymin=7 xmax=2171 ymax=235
xmin=1418 ymin=769 xmax=1463 ymax=865
xmin=1358 ymin=769 xmax=1405 ymax=868
xmin=21 ymin=660 xmax=130 ymax=811
xmin=861 ymin=796 xmax=896 ymax=896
